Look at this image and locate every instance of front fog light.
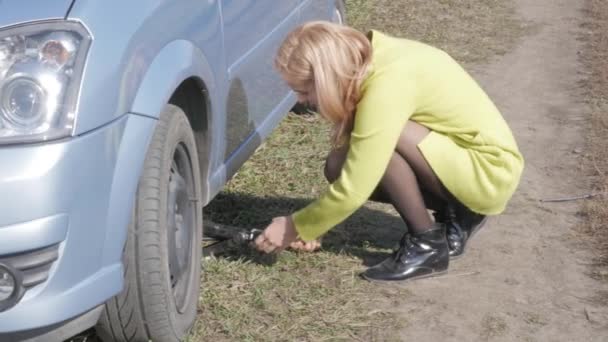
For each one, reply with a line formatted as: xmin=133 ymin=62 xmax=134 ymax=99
xmin=0 ymin=263 xmax=23 ymax=312
xmin=0 ymin=266 xmax=15 ymax=301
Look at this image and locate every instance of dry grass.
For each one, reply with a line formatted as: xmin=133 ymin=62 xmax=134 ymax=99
xmin=346 ymin=0 xmax=531 ymax=66
xmin=191 ymin=247 xmax=410 ymax=341
xmin=196 ymin=114 xmax=409 ymax=341
xmin=578 ymin=0 xmax=608 ymax=280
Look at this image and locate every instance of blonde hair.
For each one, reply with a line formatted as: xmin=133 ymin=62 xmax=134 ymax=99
xmin=275 ymin=21 xmax=372 ymax=146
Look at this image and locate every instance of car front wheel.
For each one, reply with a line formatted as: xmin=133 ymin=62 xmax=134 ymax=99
xmin=96 ymin=104 xmax=202 ymax=342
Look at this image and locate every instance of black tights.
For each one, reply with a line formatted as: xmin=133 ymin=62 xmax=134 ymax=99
xmin=324 ymin=121 xmax=449 ymax=235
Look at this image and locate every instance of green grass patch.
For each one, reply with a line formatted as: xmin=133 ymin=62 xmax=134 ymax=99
xmin=198 ymin=114 xmax=409 ymax=340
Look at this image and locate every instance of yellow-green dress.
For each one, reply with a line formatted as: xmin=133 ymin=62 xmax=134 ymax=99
xmin=292 ymin=30 xmax=524 ymax=242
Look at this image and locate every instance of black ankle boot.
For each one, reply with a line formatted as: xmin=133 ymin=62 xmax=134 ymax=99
xmin=440 ymin=204 xmax=488 ymax=258
xmin=361 ymin=224 xmax=449 ymax=282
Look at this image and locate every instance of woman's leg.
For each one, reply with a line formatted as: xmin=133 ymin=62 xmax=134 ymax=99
xmin=324 ymin=121 xmax=448 ymax=234
xmin=371 ymin=187 xmax=446 ymax=213
xmin=325 ymin=121 xmax=450 ymax=281
xmin=394 ymin=121 xmax=449 ymax=203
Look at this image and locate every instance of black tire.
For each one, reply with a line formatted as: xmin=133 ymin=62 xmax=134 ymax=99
xmin=96 ymin=104 xmax=202 ymax=342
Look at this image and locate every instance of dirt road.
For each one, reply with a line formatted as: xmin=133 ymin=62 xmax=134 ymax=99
xmin=390 ymin=0 xmax=608 ymax=340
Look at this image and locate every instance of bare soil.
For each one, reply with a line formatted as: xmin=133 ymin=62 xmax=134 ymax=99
xmin=386 ymin=0 xmax=608 ymax=340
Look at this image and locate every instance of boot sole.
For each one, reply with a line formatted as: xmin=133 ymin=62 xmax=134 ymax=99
xmin=450 ymin=216 xmax=489 ymax=260
xmin=361 ymin=269 xmax=448 ymax=283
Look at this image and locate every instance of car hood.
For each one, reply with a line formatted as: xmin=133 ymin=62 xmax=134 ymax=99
xmin=0 ymin=0 xmax=74 ymax=30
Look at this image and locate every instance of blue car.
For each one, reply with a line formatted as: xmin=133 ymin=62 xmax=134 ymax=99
xmin=0 ymin=1 xmax=345 ymax=341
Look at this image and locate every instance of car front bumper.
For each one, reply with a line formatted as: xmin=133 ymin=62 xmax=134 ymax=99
xmin=0 ymin=113 xmax=156 ymax=338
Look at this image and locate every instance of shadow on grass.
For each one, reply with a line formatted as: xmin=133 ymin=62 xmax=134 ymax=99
xmin=203 ymin=191 xmax=407 ymax=267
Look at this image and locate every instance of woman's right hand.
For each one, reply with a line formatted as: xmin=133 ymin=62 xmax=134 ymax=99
xmin=254 ymin=216 xmax=298 ymax=254
xmin=289 ymin=239 xmax=322 ymax=252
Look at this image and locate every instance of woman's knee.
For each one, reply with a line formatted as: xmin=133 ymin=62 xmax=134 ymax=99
xmin=398 ymin=121 xmax=449 ymax=200
xmin=324 ymin=146 xmax=348 ymax=183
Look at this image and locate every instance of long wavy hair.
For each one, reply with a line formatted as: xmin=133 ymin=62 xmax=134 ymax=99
xmin=275 ymin=21 xmax=373 ymax=146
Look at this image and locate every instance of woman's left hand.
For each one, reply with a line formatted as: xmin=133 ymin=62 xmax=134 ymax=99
xmin=254 ymin=216 xmax=298 ymax=254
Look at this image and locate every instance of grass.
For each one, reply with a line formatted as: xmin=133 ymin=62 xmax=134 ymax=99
xmin=578 ymin=0 xmax=608 ymax=281
xmin=346 ymin=0 xmax=531 ymax=66
xmin=191 ymin=247 xmax=410 ymax=341
xmin=197 ymin=114 xmax=409 ymax=341
xmin=67 ymin=1 xmax=530 ymax=341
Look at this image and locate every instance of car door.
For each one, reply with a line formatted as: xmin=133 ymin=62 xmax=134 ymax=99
xmin=300 ymin=0 xmax=336 ymax=23
xmin=220 ymin=0 xmax=300 ymax=166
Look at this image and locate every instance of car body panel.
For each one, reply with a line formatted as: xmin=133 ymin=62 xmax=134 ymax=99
xmin=0 ymin=0 xmax=339 ymax=337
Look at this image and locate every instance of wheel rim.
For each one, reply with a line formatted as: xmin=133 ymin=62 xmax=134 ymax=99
xmin=167 ymin=143 xmax=196 ymax=313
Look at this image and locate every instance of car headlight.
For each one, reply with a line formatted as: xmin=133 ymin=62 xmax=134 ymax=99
xmin=0 ymin=21 xmax=91 ymax=145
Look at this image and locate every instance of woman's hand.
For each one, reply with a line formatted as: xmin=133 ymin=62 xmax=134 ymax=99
xmin=289 ymin=239 xmax=322 ymax=252
xmin=254 ymin=216 xmax=298 ymax=254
